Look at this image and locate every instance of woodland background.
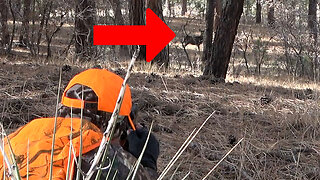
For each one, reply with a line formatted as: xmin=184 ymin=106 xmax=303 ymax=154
xmin=1 ymin=0 xmax=320 ymax=179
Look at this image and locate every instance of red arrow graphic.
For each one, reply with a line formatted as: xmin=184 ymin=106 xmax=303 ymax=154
xmin=94 ymin=8 xmax=176 ymax=62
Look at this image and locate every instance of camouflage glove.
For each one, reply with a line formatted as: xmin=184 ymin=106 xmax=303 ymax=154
xmin=127 ymin=127 xmax=159 ymax=170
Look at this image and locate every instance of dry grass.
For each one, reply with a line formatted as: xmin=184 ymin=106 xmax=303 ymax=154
xmin=1 ymin=55 xmax=320 ymax=179
xmin=1 ymin=14 xmax=320 ymax=179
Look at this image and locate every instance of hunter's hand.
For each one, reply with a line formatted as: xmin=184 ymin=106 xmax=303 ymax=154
xmin=127 ymin=126 xmax=159 ymax=170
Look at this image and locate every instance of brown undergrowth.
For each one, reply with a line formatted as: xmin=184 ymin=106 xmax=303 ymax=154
xmin=0 ymin=57 xmax=319 ymax=179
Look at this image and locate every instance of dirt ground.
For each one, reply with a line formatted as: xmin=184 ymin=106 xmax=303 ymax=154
xmin=1 ymin=56 xmax=319 ymax=179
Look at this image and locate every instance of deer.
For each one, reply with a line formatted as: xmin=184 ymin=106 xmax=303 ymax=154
xmin=182 ymin=25 xmax=204 ymax=51
xmin=181 ymin=25 xmax=205 ymax=70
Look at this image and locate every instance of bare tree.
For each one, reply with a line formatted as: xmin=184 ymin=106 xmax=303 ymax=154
xmin=148 ymin=0 xmax=170 ymax=68
xmin=36 ymin=2 xmax=50 ymax=55
xmin=267 ymin=1 xmax=275 ymax=27
xmin=75 ymin=0 xmax=96 ymax=60
xmin=181 ymin=0 xmax=187 ymax=16
xmin=109 ymin=0 xmax=129 ymax=57
xmin=0 ymin=0 xmax=10 ymax=48
xmin=7 ymin=0 xmax=16 ymax=53
xmin=45 ymin=4 xmax=66 ymax=59
xmin=256 ymin=0 xmax=262 ymax=24
xmin=203 ymin=0 xmax=245 ymax=79
xmin=308 ymin=0 xmax=317 ymax=39
xmin=165 ymin=0 xmax=172 ymax=17
xmin=202 ymin=0 xmax=215 ymax=63
xmin=214 ymin=0 xmax=222 ymax=31
xmin=20 ymin=0 xmax=31 ymax=46
xmin=308 ymin=0 xmax=318 ymax=80
xmin=129 ymin=0 xmax=146 ymax=60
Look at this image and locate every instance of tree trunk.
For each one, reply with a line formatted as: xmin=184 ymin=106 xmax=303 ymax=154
xmin=75 ymin=0 xmax=96 ymax=60
xmin=110 ymin=0 xmax=129 ymax=57
xmin=243 ymin=0 xmax=251 ymax=24
xmin=110 ymin=0 xmax=125 ymax=25
xmin=214 ymin=0 xmax=222 ymax=31
xmin=203 ymin=0 xmax=245 ymax=79
xmin=0 ymin=0 xmax=10 ymax=47
xmin=202 ymin=0 xmax=215 ymax=62
xmin=165 ymin=0 xmax=172 ymax=17
xmin=19 ymin=0 xmax=31 ymax=46
xmin=181 ymin=0 xmax=187 ymax=16
xmin=308 ymin=0 xmax=317 ymax=39
xmin=36 ymin=2 xmax=48 ymax=55
xmin=308 ymin=0 xmax=318 ymax=80
xmin=7 ymin=0 xmax=15 ymax=53
xmin=256 ymin=0 xmax=261 ymax=23
xmin=267 ymin=1 xmax=275 ymax=27
xmin=129 ymin=0 xmax=146 ymax=60
xmin=148 ymin=0 xmax=170 ymax=68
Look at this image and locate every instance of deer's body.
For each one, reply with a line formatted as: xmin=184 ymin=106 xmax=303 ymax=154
xmin=183 ymin=35 xmax=203 ymax=47
xmin=182 ymin=30 xmax=204 ymax=51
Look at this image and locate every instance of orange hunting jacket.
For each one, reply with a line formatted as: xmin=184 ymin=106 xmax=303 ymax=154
xmin=0 ymin=117 xmax=103 ymax=179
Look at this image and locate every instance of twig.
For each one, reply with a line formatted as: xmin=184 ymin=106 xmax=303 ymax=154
xmin=75 ymin=86 xmax=85 ymax=180
xmin=169 ymin=160 xmax=184 ymax=180
xmin=202 ymin=138 xmax=244 ymax=180
xmin=0 ymin=123 xmax=21 ymax=180
xmin=157 ymin=128 xmax=196 ymax=180
xmin=49 ymin=68 xmax=62 ymax=180
xmin=160 ymin=76 xmax=168 ymax=92
xmin=181 ymin=172 xmax=190 ymax=180
xmin=131 ymin=121 xmax=154 ymax=180
xmin=27 ymin=139 xmax=29 ymax=180
xmin=0 ymin=129 xmax=13 ymax=179
xmin=105 ymin=152 xmax=117 ymax=180
xmin=158 ymin=111 xmax=215 ymax=180
xmin=66 ymin=107 xmax=73 ymax=180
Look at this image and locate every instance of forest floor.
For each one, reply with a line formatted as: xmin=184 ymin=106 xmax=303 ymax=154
xmin=0 ymin=57 xmax=319 ymax=179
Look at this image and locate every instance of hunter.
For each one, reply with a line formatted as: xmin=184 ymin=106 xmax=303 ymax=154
xmin=0 ymin=68 xmax=159 ymax=180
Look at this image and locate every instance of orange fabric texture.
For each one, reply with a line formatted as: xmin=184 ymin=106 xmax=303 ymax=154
xmin=0 ymin=117 xmax=103 ymax=179
xmin=61 ymin=69 xmax=132 ymax=116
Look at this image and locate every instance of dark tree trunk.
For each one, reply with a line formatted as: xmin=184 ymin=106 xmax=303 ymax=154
xmin=256 ymin=0 xmax=261 ymax=23
xmin=0 ymin=0 xmax=10 ymax=47
xmin=267 ymin=2 xmax=275 ymax=27
xmin=308 ymin=0 xmax=318 ymax=80
xmin=244 ymin=0 xmax=251 ymax=23
xmin=202 ymin=0 xmax=215 ymax=62
xmin=19 ymin=0 xmax=31 ymax=46
xmin=148 ymin=0 xmax=170 ymax=68
xmin=110 ymin=0 xmax=125 ymax=25
xmin=166 ymin=0 xmax=172 ymax=17
xmin=308 ymin=0 xmax=317 ymax=39
xmin=7 ymin=0 xmax=15 ymax=53
xmin=36 ymin=3 xmax=49 ymax=55
xmin=214 ymin=0 xmax=222 ymax=31
xmin=110 ymin=0 xmax=129 ymax=57
xmin=203 ymin=0 xmax=244 ymax=79
xmin=181 ymin=0 xmax=187 ymax=16
xmin=129 ymin=0 xmax=146 ymax=60
xmin=75 ymin=0 xmax=96 ymax=60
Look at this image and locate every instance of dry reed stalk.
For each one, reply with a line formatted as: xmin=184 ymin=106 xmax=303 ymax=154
xmin=85 ymin=47 xmax=140 ymax=180
xmin=157 ymin=111 xmax=215 ymax=180
xmin=202 ymin=137 xmax=244 ymax=180
xmin=49 ymin=68 xmax=62 ymax=180
xmin=131 ymin=121 xmax=154 ymax=180
xmin=75 ymin=86 xmax=85 ymax=180
xmin=0 ymin=123 xmax=21 ymax=180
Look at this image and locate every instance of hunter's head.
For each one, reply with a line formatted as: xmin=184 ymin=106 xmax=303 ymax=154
xmin=59 ymin=69 xmax=135 ymax=138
